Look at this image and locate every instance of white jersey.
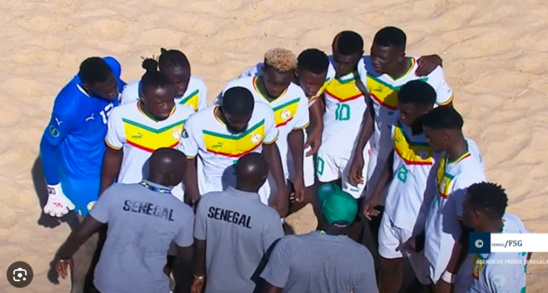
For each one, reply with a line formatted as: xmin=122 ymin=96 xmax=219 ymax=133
xmin=358 ymin=56 xmax=454 ymax=154
xmin=467 ymin=214 xmax=529 ymax=293
xmin=105 ymin=102 xmax=194 ymax=195
xmin=384 ymin=121 xmax=436 ymax=231
xmin=424 ymin=138 xmax=486 ymax=282
xmin=239 ymin=62 xmax=327 ymax=107
xmin=120 ymin=76 xmax=208 ymax=112
xmin=320 ymin=56 xmax=368 ymax=158
xmin=178 ymin=104 xmax=279 ymax=195
xmin=220 ymin=76 xmax=309 ymax=179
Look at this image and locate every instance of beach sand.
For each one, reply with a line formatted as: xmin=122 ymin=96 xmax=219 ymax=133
xmin=1 ymin=0 xmax=547 ymax=292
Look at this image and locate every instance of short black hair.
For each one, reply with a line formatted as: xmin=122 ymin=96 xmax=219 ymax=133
xmin=140 ymin=71 xmax=172 ymax=92
xmin=297 ymin=49 xmax=329 ymax=74
xmin=373 ymin=26 xmax=406 ymax=49
xmin=221 ymin=87 xmax=254 ymax=117
xmin=335 ymin=31 xmax=364 ymax=55
xmin=421 ymin=106 xmax=464 ymax=130
xmin=467 ymin=182 xmax=508 ymax=219
xmin=398 ymin=80 xmax=437 ymax=107
xmin=78 ymin=57 xmax=112 ymax=84
xmin=141 ymin=48 xmax=190 ymax=73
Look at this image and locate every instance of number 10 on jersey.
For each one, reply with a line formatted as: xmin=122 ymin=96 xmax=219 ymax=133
xmin=335 ymin=103 xmax=350 ymax=121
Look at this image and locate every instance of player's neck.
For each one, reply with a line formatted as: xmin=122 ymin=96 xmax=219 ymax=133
xmin=387 ymin=57 xmax=411 ymax=79
xmin=255 ymin=76 xmax=277 ymax=101
xmin=146 ymin=175 xmax=170 ymax=187
xmin=447 ymin=136 xmax=468 ymax=162
xmin=235 ymin=183 xmax=260 ymax=194
xmin=317 ymin=224 xmax=347 ymax=236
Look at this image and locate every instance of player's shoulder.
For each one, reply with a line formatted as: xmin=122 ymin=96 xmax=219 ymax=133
xmin=110 ymin=101 xmax=138 ymax=118
xmin=502 ymin=213 xmax=528 ymax=233
xmin=174 ymin=103 xmax=196 ymax=118
xmin=240 ymin=62 xmax=263 ymax=78
xmin=253 ymin=101 xmax=275 ymax=116
xmin=189 ymin=75 xmax=206 ymax=89
xmin=186 ymin=105 xmax=214 ymax=125
xmin=287 ymin=82 xmax=307 ymax=98
xmin=122 ymin=80 xmax=139 ymax=92
xmin=223 ymin=76 xmax=254 ymax=92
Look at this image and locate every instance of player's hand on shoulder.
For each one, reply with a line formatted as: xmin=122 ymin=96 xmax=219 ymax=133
xmin=44 ymin=184 xmax=75 ymax=218
xmin=416 ymin=54 xmax=443 ymax=76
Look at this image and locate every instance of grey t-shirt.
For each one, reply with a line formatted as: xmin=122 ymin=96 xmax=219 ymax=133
xmin=261 ymin=232 xmax=378 ymax=293
xmin=90 ymin=181 xmax=194 ymax=293
xmin=194 ymin=187 xmax=284 ymax=293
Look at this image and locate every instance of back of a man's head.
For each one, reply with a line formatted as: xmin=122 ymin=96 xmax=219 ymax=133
xmin=235 ymin=152 xmax=269 ymax=192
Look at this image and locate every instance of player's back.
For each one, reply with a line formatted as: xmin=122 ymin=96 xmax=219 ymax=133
xmin=276 ymin=232 xmax=376 ymax=293
xmin=51 ymin=77 xmax=118 ymax=178
xmin=197 ymin=188 xmax=282 ymax=293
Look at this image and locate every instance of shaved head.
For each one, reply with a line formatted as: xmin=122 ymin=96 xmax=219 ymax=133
xmin=148 ymin=148 xmax=186 ymax=186
xmin=235 ymin=153 xmax=269 ymax=192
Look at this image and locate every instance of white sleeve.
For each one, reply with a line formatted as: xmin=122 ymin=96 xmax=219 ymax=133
xmin=427 ymin=66 xmax=454 ymax=106
xmin=120 ymin=81 xmax=140 ymax=105
xmin=262 ymin=105 xmax=279 ymax=144
xmin=197 ymin=78 xmax=208 ymax=111
xmin=239 ymin=63 xmax=262 ymax=78
xmin=293 ymin=94 xmax=310 ymax=130
xmin=104 ymin=108 xmax=125 ymax=150
xmin=178 ymin=116 xmax=200 ymax=158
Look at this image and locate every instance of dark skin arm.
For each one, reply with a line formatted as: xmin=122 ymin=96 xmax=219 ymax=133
xmin=263 ymin=143 xmax=288 ymax=218
xmin=348 ymin=78 xmax=375 ymax=186
xmin=182 ymin=157 xmax=200 ymax=206
xmin=362 ymin=151 xmax=393 ymax=220
xmin=304 ymin=98 xmax=324 ymax=156
xmin=55 ymin=216 xmax=104 ymax=278
xmin=262 ymin=283 xmax=283 ymax=293
xmin=99 ymin=147 xmax=123 ymax=195
xmin=288 ymin=129 xmax=305 ymax=202
xmin=435 ymin=221 xmax=469 ymax=292
xmin=191 ymin=239 xmax=206 ymax=293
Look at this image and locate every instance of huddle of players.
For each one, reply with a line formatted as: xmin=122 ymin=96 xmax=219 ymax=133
xmin=40 ymin=25 xmax=530 ymax=293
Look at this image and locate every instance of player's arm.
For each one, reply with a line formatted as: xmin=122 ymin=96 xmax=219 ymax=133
xmin=179 ymin=122 xmax=201 ymax=205
xmin=191 ymin=198 xmax=207 ymax=293
xmin=55 ymin=189 xmax=111 ymax=279
xmin=348 ymin=89 xmax=375 ymax=186
xmin=288 ymin=97 xmax=310 ymax=201
xmin=40 ymin=94 xmax=79 ymax=216
xmin=262 ymin=284 xmax=283 ymax=293
xmin=429 ymin=66 xmax=454 ymax=107
xmin=362 ymin=151 xmax=393 ymax=220
xmin=305 ymin=95 xmax=324 ymax=156
xmin=99 ymin=110 xmax=125 ymax=195
xmin=288 ymin=130 xmax=304 ymax=183
xmin=260 ymin=237 xmax=291 ymax=293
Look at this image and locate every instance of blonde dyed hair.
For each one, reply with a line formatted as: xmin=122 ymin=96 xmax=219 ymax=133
xmin=264 ymin=48 xmax=297 ymax=72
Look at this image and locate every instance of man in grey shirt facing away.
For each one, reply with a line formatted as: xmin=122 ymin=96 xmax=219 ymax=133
xmin=54 ymin=148 xmax=195 ymax=293
xmin=261 ymin=183 xmax=379 ymax=293
xmin=192 ymin=152 xmax=285 ymax=293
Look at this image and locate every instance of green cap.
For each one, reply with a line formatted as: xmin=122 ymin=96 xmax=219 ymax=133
xmin=317 ymin=183 xmax=358 ymax=227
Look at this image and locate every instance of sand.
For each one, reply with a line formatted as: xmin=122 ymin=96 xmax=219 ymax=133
xmin=1 ymin=0 xmax=547 ymax=292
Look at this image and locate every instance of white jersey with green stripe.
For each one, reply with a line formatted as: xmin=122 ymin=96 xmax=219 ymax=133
xmin=357 ymin=56 xmax=454 ymax=152
xmin=220 ymin=76 xmax=309 ymax=177
xmin=320 ymin=56 xmax=368 ymax=159
xmin=120 ymin=76 xmax=208 ymax=112
xmin=467 ymin=213 xmax=529 ymax=293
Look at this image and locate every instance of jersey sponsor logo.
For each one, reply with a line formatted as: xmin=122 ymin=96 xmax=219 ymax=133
xmin=203 ymin=120 xmax=265 ymax=158
xmin=207 ymin=206 xmax=252 ymax=229
xmin=122 ymin=200 xmax=175 ymax=221
xmin=123 ymin=118 xmax=186 ymax=152
xmin=49 ymin=125 xmax=60 ymax=138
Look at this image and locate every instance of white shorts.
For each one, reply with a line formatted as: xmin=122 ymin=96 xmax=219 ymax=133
xmin=315 ymin=144 xmax=371 ymax=198
xmin=287 ymin=145 xmax=315 ymax=187
xmin=378 ymin=213 xmax=430 ymax=285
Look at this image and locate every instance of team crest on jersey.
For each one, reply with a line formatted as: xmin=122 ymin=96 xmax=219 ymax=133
xmin=250 ymin=133 xmax=262 ymax=144
xmin=280 ymin=109 xmax=292 ymax=121
xmin=49 ymin=125 xmax=60 ymax=138
xmin=87 ymin=201 xmax=96 ymax=211
xmin=172 ymin=128 xmax=182 ymax=140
